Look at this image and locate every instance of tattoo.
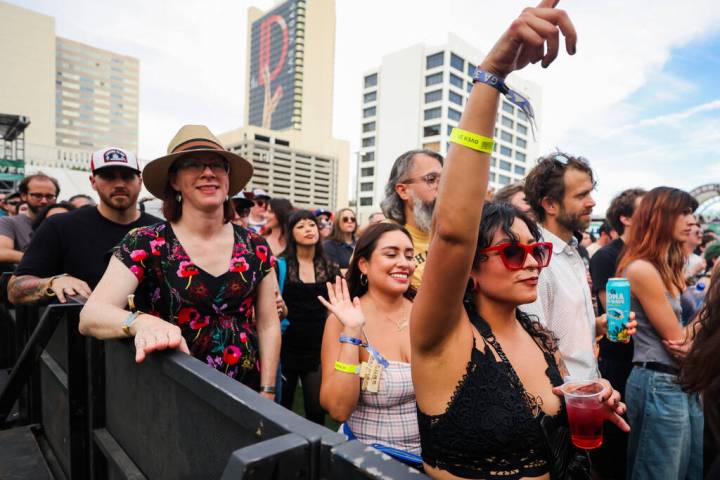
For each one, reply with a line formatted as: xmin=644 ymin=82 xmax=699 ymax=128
xmin=8 ymin=275 xmax=51 ymax=305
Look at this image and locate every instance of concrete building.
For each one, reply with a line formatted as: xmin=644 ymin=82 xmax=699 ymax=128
xmin=219 ymin=0 xmax=349 ymax=211
xmin=356 ymin=34 xmax=542 ymax=221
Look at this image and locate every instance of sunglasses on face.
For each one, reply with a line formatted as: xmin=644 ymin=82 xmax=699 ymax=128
xmin=479 ymin=242 xmax=553 ymax=270
xmin=253 ymin=200 xmax=267 ymax=208
xmin=401 ymin=172 xmax=441 ymax=187
xmin=176 ymin=158 xmax=229 ymax=175
xmin=341 ymin=216 xmax=356 ymax=223
xmin=27 ymin=192 xmax=57 ymax=201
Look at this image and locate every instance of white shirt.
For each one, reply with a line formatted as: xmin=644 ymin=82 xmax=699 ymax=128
xmin=521 ymin=226 xmax=599 ymax=380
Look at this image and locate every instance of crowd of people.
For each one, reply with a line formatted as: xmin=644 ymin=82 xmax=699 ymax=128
xmin=2 ymin=2 xmax=718 ymax=479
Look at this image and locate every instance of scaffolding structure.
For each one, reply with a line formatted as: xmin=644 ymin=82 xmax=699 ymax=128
xmin=0 ymin=114 xmax=30 ymax=192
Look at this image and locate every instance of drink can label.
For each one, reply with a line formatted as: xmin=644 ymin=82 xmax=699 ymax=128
xmin=605 ymin=278 xmax=631 ymax=342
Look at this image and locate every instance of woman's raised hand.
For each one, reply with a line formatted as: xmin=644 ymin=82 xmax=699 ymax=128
xmin=481 ymin=0 xmax=577 ymax=77
xmin=318 ymin=276 xmax=366 ymax=329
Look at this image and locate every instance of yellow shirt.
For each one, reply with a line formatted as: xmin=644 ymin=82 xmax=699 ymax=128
xmin=404 ymin=223 xmax=430 ymax=290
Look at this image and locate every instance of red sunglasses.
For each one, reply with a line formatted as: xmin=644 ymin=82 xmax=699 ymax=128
xmin=479 ymin=242 xmax=553 ymax=270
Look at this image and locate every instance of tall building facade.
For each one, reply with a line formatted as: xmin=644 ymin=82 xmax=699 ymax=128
xmin=356 ymin=34 xmax=542 ymax=221
xmin=55 ymin=37 xmax=139 ymax=169
xmin=220 ymin=0 xmax=349 ymax=211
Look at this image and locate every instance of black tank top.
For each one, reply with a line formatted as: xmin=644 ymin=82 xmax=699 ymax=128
xmin=417 ymin=301 xmax=567 ymax=479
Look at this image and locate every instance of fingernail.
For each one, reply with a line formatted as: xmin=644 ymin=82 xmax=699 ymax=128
xmin=571 ymin=45 xmax=577 ymax=55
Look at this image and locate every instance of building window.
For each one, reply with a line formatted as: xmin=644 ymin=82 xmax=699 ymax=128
xmin=426 ymin=72 xmax=443 ymax=86
xmin=363 ymin=121 xmax=375 ymax=133
xmin=489 ymin=172 xmax=496 ymax=182
xmin=500 ymin=160 xmax=512 ymax=171
xmin=449 ymin=91 xmax=463 ymax=106
xmin=516 ymin=137 xmax=527 ymax=149
xmin=361 ymin=167 xmax=374 ymax=177
xmin=515 ymin=151 xmax=526 ymax=162
xmin=451 ymin=53 xmax=464 ymax=71
xmin=467 ymin=62 xmax=476 ymax=77
xmin=448 ymin=108 xmax=462 ymax=122
xmin=363 ymin=106 xmax=376 ymax=118
xmin=363 ymin=152 xmax=375 ymax=162
xmin=517 ymin=124 xmax=528 ymax=135
xmin=514 ymin=165 xmax=526 ymax=175
xmin=364 ymin=74 xmax=377 ymax=88
xmin=501 ymin=116 xmax=514 ymax=128
xmin=424 ymin=124 xmax=441 ymax=137
xmin=425 ymin=90 xmax=442 ymax=103
xmin=499 ymin=174 xmax=511 ymax=185
xmin=426 ymin=52 xmax=444 ymax=69
xmin=466 ymin=82 xmax=473 ymax=93
xmin=363 ymin=91 xmax=377 ymax=103
xmin=360 ymin=182 xmax=374 ymax=192
xmin=502 ymin=102 xmax=514 ymax=114
xmin=422 ymin=141 xmax=440 ymax=152
xmin=360 ymin=197 xmax=373 ymax=206
xmin=447 ymin=124 xmax=453 ymax=136
xmin=490 ymin=157 xmax=497 ymax=166
xmin=449 ymin=73 xmax=463 ymax=89
xmin=500 ymin=131 xmax=513 ymax=143
xmin=500 ymin=145 xmax=512 ymax=157
xmin=362 ymin=137 xmax=375 ymax=147
xmin=518 ymin=110 xmax=528 ymax=121
xmin=424 ymin=107 xmax=441 ymax=120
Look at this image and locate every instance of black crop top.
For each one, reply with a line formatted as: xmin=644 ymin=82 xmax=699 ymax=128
xmin=417 ymin=301 xmax=567 ymax=479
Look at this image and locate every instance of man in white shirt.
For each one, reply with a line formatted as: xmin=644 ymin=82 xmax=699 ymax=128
xmin=521 ymin=153 xmax=603 ymax=380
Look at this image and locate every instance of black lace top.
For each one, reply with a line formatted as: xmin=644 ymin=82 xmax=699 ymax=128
xmin=417 ymin=301 xmax=567 ymax=479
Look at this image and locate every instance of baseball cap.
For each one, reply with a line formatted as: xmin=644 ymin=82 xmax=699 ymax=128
xmin=232 ymin=191 xmax=253 ymax=211
xmin=251 ymin=188 xmax=271 ymax=200
xmin=90 ymin=147 xmax=141 ymax=174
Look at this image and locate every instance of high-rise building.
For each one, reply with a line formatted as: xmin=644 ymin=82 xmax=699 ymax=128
xmin=55 ymin=37 xmax=139 ymax=169
xmin=356 ymin=34 xmax=542 ymax=221
xmin=219 ymin=0 xmax=349 ymax=211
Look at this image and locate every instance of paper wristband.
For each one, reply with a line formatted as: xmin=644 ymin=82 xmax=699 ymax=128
xmin=449 ymin=128 xmax=494 ymax=154
xmin=334 ymin=361 xmax=360 ymax=374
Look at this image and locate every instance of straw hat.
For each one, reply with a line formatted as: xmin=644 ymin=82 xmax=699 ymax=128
xmin=142 ymin=125 xmax=253 ymax=199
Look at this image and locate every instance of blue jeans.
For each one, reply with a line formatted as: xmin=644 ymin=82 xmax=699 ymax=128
xmin=626 ymin=366 xmax=703 ymax=479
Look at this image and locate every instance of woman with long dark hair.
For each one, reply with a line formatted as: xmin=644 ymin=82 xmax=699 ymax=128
xmin=279 ymin=210 xmax=340 ymax=424
xmin=263 ymin=198 xmax=293 ymax=256
xmin=616 ymin=186 xmax=703 ymax=479
xmin=319 ymin=223 xmax=418 ymax=456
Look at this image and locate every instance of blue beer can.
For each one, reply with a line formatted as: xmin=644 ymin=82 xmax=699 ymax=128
xmin=605 ymin=278 xmax=631 ymax=342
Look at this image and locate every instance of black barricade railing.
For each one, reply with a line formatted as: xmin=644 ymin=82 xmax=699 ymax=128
xmin=1 ymin=302 xmax=429 ymax=479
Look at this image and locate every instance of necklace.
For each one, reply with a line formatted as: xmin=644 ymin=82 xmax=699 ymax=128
xmin=370 ymin=298 xmax=409 ymax=331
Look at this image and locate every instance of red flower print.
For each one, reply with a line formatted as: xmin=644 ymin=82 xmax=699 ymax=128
xmin=177 ymin=307 xmax=200 ymax=326
xmin=223 ymin=345 xmax=242 ymax=366
xmin=129 ymin=265 xmax=144 ymax=282
xmin=240 ymin=297 xmax=253 ymax=313
xmin=177 ymin=260 xmax=199 ymax=288
xmin=256 ymin=245 xmax=269 ymax=263
xmin=130 ymin=249 xmax=147 ymax=263
xmin=190 ymin=316 xmax=209 ymax=330
xmin=230 ymin=257 xmax=249 ymax=273
xmin=150 ymin=237 xmax=166 ymax=256
xmin=239 ymin=332 xmax=248 ymax=343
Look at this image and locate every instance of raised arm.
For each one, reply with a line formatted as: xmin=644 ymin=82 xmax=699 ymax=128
xmin=411 ymin=0 xmax=577 ymax=354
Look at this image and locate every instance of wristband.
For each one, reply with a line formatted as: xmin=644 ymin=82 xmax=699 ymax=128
xmin=259 ymin=385 xmax=276 ymax=394
xmin=334 ymin=361 xmax=360 ymax=375
xmin=449 ymin=128 xmax=494 ymax=154
xmin=473 ymin=67 xmax=537 ymax=138
xmin=121 ymin=311 xmax=141 ymax=337
xmin=339 ymin=335 xmax=365 ymax=347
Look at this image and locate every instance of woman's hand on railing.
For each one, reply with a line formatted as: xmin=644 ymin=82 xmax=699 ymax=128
xmin=318 ymin=276 xmax=365 ymax=330
xmin=130 ymin=314 xmax=190 ymax=363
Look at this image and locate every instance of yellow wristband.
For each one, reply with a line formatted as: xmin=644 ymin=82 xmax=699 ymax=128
xmin=334 ymin=360 xmax=359 ymax=375
xmin=449 ymin=128 xmax=494 ymax=154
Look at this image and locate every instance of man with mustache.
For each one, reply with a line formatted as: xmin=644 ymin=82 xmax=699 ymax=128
xmin=521 ymin=152 xmax=605 ymax=380
xmin=9 ymin=147 xmax=160 ymax=305
xmin=380 ymin=149 xmax=443 ymax=289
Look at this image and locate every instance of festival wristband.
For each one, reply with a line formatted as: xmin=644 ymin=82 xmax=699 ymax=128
xmin=339 ymin=335 xmax=366 ymax=347
xmin=472 ymin=67 xmax=537 ymax=138
xmin=365 ymin=344 xmax=390 ymax=369
xmin=449 ymin=128 xmax=494 ymax=154
xmin=334 ymin=361 xmax=360 ymax=375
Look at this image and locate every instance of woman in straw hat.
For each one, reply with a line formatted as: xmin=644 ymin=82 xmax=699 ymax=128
xmin=80 ymin=125 xmax=281 ymax=398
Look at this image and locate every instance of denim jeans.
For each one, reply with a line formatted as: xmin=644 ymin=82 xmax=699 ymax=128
xmin=626 ymin=366 xmax=704 ymax=479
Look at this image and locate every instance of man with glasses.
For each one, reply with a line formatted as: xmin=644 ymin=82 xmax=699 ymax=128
xmin=0 ymin=173 xmax=60 ymax=268
xmin=380 ymin=149 xmax=443 ymax=289
xmin=8 ymin=147 xmax=160 ymax=305
xmin=247 ymin=188 xmax=271 ymax=234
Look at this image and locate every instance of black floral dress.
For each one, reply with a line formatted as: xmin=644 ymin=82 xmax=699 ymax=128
xmin=115 ymin=222 xmax=273 ymax=390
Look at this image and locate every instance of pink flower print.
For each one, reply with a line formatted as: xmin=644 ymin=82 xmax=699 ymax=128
xmin=177 ymin=307 xmax=200 ymax=326
xmin=190 ymin=316 xmax=209 ymax=330
xmin=240 ymin=297 xmax=253 ymax=313
xmin=150 ymin=237 xmax=166 ymax=256
xmin=177 ymin=261 xmax=199 ymax=288
xmin=130 ymin=249 xmax=147 ymax=264
xmin=129 ymin=265 xmax=144 ymax=282
xmin=239 ymin=332 xmax=248 ymax=343
xmin=230 ymin=257 xmax=249 ymax=281
xmin=270 ymin=255 xmax=277 ymax=268
xmin=256 ymin=245 xmax=269 ymax=263
xmin=223 ymin=345 xmax=242 ymax=365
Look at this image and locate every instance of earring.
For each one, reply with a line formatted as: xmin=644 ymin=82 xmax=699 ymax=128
xmin=225 ymin=195 xmax=230 ymax=202
xmin=176 ymin=192 xmax=182 ymax=203
xmin=360 ymin=273 xmax=368 ymax=286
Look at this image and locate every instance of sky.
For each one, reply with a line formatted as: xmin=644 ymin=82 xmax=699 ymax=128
xmin=12 ymin=0 xmax=720 ymax=213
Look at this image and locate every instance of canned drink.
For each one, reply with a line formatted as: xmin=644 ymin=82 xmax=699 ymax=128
xmin=605 ymin=278 xmax=631 ymax=342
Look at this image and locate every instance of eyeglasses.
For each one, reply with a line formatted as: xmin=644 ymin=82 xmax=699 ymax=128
xmin=176 ymin=159 xmax=229 ymax=175
xmin=479 ymin=242 xmax=553 ymax=270
xmin=341 ymin=216 xmax=356 ymax=223
xmin=27 ymin=192 xmax=57 ymax=201
xmin=253 ymin=200 xmax=267 ymax=208
xmin=400 ymin=172 xmax=441 ymax=187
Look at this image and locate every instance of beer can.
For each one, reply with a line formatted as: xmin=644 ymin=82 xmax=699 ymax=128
xmin=605 ymin=278 xmax=631 ymax=342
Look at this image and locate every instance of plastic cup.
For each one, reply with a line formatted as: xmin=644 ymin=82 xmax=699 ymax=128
xmin=560 ymin=380 xmax=606 ymax=450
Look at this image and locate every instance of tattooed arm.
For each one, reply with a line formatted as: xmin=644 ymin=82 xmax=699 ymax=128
xmin=8 ymin=274 xmax=92 ymax=305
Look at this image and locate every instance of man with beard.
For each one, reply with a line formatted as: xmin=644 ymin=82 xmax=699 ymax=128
xmin=521 ymin=152 xmax=603 ymax=380
xmin=8 ymin=147 xmax=160 ymax=304
xmin=380 ymin=148 xmax=443 ymax=289
xmin=0 ymin=173 xmax=60 ymax=269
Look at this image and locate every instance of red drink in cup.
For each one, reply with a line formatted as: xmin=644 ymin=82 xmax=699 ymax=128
xmin=560 ymin=380 xmax=606 ymax=450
